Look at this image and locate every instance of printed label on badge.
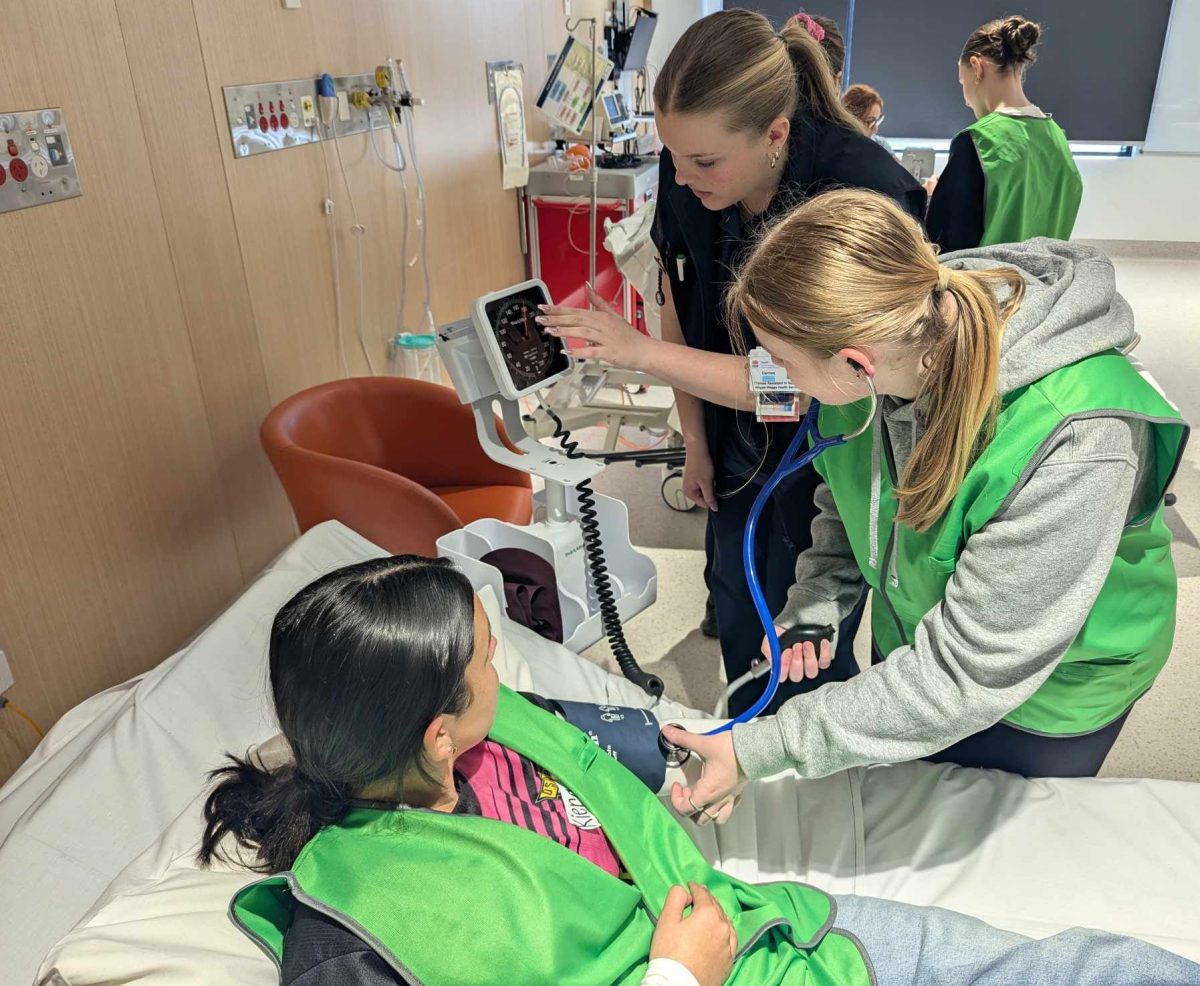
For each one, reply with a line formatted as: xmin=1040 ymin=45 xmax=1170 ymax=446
xmin=557 ymin=783 xmax=602 ymax=830
xmin=536 ymin=772 xmax=560 ymax=803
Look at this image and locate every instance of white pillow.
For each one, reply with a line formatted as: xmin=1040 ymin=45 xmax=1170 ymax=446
xmin=37 ymin=759 xmax=281 ymax=985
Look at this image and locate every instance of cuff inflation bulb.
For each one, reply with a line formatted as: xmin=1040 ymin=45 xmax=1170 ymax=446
xmin=779 ymin=623 xmax=835 ymax=651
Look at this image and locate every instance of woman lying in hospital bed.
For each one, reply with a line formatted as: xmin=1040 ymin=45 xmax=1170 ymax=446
xmin=200 ymin=555 xmax=1198 ymax=986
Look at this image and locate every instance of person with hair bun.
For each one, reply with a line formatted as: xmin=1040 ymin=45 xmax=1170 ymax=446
xmin=926 ymin=14 xmax=1083 ymax=252
xmin=538 ymin=8 xmax=925 ymax=720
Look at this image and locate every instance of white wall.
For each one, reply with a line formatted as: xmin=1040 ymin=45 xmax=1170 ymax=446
xmin=645 ymin=0 xmax=712 ymax=84
xmin=1146 ymin=0 xmax=1200 ymax=153
xmin=1073 ymin=155 xmax=1200 ymax=242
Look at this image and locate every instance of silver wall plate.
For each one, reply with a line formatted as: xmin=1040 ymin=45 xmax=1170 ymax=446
xmin=222 ymin=74 xmax=381 ymax=159
xmin=0 ymin=108 xmax=82 ymax=215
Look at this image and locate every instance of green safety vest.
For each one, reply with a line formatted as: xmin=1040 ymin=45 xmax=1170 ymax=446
xmin=231 ymin=686 xmax=871 ymax=985
xmin=965 ymin=112 xmax=1083 ymax=246
xmin=814 ymin=352 xmax=1187 ymax=736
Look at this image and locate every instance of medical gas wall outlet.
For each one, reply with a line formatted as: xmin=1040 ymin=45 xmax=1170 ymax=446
xmin=222 ymin=74 xmax=383 ymax=159
xmin=0 ymin=108 xmax=82 ymax=215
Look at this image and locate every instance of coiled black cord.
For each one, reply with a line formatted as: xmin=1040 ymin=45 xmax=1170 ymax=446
xmin=542 ymin=406 xmax=663 ymax=698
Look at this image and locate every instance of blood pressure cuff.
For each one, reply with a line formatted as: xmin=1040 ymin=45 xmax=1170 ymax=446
xmin=520 ymin=693 xmax=666 ymax=793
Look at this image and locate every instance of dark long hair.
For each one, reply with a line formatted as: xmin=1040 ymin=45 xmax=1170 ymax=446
xmin=198 ymin=555 xmax=476 ymax=873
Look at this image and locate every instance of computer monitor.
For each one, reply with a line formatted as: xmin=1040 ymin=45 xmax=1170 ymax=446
xmin=618 ymin=10 xmax=657 ymax=73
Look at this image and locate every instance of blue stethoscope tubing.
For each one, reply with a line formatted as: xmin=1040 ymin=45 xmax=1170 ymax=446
xmin=704 ymin=380 xmax=877 ymax=737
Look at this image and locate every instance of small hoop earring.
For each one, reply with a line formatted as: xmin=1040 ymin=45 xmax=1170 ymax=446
xmin=769 ymin=151 xmax=780 ymax=169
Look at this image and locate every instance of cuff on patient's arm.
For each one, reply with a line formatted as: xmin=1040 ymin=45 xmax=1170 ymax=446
xmin=732 ymin=715 xmax=794 ymax=781
xmin=642 ymin=958 xmax=701 ymax=986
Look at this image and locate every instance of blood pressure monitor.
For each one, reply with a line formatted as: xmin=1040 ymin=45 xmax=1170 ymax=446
xmin=472 ymin=279 xmax=572 ymax=400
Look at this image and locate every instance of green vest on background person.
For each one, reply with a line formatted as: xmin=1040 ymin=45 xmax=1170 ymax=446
xmin=231 ymin=686 xmax=872 ymax=985
xmin=966 ymin=111 xmax=1083 ymax=246
xmin=815 ymin=351 xmax=1186 ymax=736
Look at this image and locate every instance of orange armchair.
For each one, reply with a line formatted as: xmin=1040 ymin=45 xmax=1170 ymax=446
xmin=261 ymin=377 xmax=533 ymax=557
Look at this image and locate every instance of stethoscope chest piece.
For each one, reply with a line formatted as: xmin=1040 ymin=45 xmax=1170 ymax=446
xmin=658 ymin=724 xmax=692 ymax=767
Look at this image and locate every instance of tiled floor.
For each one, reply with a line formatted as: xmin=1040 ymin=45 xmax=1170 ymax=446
xmin=584 ymin=246 xmax=1200 ymax=782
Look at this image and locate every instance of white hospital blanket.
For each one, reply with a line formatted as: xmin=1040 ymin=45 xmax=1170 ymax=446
xmin=4 ymin=522 xmax=1200 ymax=986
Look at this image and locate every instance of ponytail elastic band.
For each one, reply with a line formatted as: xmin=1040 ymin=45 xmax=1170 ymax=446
xmin=793 ymin=13 xmax=826 ymax=43
xmin=937 ymin=266 xmax=952 ymax=292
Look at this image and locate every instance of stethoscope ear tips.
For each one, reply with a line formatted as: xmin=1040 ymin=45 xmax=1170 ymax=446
xmin=658 ymin=724 xmax=692 ymax=767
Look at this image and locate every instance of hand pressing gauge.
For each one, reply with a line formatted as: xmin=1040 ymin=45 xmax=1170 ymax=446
xmin=494 ymin=296 xmax=556 ymax=388
xmin=476 ymin=281 xmax=571 ymax=400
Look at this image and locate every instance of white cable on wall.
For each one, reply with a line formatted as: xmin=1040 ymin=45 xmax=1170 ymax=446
xmin=402 ymin=107 xmax=436 ymax=332
xmin=329 ymin=127 xmax=378 ymax=376
xmin=367 ymin=108 xmax=410 ymax=341
xmin=315 ymin=125 xmax=350 ymax=378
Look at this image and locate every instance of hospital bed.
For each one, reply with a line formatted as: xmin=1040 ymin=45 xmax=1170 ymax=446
xmin=1 ymin=521 xmax=1198 ymax=985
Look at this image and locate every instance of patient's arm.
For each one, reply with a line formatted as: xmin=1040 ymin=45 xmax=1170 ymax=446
xmin=649 ymin=883 xmax=737 ymax=986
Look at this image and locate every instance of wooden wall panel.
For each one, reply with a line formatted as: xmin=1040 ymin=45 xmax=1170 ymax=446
xmin=115 ymin=0 xmax=297 ymax=579
xmin=192 ymin=0 xmax=564 ymax=404
xmin=191 ymin=0 xmax=341 ymax=404
xmin=0 ymin=0 xmax=567 ymax=783
xmin=0 ymin=0 xmax=245 ymax=776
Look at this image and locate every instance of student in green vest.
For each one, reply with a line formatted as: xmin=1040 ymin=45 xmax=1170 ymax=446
xmin=925 ymin=15 xmax=1084 ymax=252
xmin=200 ymin=556 xmax=1197 ymax=985
xmin=663 ymin=189 xmax=1187 ymax=826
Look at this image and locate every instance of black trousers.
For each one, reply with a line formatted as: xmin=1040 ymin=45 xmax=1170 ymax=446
xmin=923 ymin=709 xmax=1131 ymax=778
xmin=864 ymin=645 xmax=1133 ymax=778
xmin=707 ymin=464 xmax=864 ymax=717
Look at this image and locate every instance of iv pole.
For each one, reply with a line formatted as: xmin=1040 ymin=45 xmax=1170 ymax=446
xmin=565 ymin=15 xmax=600 ymax=292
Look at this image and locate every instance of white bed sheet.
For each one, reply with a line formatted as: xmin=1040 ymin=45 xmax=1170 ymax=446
xmin=4 ymin=521 xmax=1199 ymax=986
xmin=0 ymin=523 xmax=707 ymax=985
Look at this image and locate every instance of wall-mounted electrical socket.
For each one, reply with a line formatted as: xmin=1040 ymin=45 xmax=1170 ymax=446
xmin=282 ymin=0 xmax=302 ymax=9
xmin=0 ymin=650 xmax=13 ymax=696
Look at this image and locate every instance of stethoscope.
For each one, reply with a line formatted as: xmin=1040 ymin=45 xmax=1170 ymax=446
xmin=660 ymin=368 xmax=878 ymax=765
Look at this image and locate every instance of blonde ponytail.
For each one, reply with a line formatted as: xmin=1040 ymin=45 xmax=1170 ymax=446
xmin=778 ymin=18 xmax=860 ymax=130
xmin=896 ymin=266 xmax=1022 ymax=530
xmin=727 ymin=189 xmax=1026 ymax=532
xmin=654 ymin=8 xmax=859 ymax=135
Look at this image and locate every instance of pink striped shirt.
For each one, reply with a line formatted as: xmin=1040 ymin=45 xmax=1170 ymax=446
xmin=455 ymin=739 xmax=622 ymax=878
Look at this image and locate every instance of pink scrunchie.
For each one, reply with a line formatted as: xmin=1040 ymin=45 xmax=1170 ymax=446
xmin=793 ymin=12 xmax=825 ymax=43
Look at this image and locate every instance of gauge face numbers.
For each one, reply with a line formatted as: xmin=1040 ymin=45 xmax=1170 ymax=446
xmin=481 ymin=284 xmax=569 ymax=396
xmin=494 ymin=297 xmax=551 ymax=385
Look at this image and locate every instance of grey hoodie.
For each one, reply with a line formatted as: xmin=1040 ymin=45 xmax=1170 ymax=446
xmin=733 ymin=240 xmax=1169 ymax=781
